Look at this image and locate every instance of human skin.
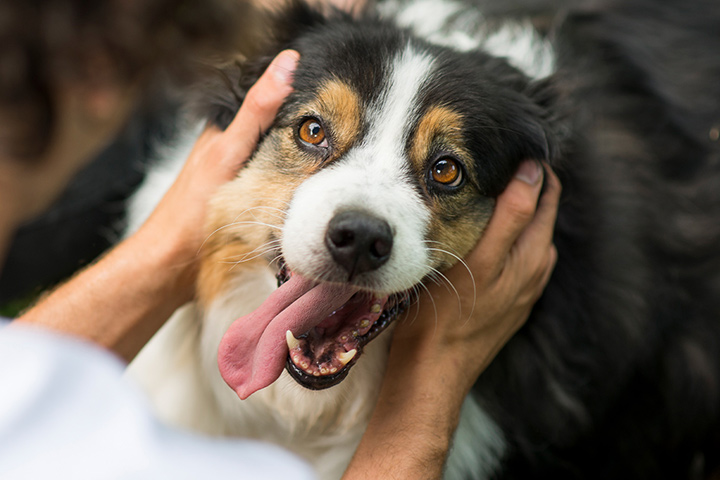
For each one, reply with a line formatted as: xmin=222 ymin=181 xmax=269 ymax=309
xmin=14 ymin=51 xmax=299 ymax=361
xmin=3 ymin=47 xmax=560 ymax=478
xmin=345 ymin=163 xmax=560 ymax=479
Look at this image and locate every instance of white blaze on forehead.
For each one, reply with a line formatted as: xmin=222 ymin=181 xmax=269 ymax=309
xmin=381 ymin=0 xmax=556 ymax=79
xmin=367 ymin=44 xmax=435 ymax=155
xmin=282 ymin=45 xmax=436 ymax=293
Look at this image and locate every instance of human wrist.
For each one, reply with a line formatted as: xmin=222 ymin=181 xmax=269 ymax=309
xmin=125 ymin=223 xmax=197 ymax=307
xmin=350 ymin=352 xmax=462 ymax=480
xmin=379 ymin=337 xmax=473 ymax=439
xmin=384 ymin=342 xmax=471 ymax=418
xmin=388 ymin=319 xmax=501 ymax=397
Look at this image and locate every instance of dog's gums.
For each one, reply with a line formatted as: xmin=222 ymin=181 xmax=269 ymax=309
xmin=277 ymin=262 xmax=411 ymax=390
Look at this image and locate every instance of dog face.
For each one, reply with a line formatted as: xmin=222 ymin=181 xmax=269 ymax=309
xmin=200 ymin=6 xmax=559 ymax=393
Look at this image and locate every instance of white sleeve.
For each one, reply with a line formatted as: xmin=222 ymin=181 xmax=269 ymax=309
xmin=0 ymin=323 xmax=317 ymax=480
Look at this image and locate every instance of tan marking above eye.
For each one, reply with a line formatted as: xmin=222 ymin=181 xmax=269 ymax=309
xmin=298 ymin=118 xmax=326 ymax=146
xmin=410 ymin=106 xmax=466 ymax=173
xmin=431 ymin=157 xmax=462 ymax=186
xmin=300 ymin=80 xmax=362 ymax=156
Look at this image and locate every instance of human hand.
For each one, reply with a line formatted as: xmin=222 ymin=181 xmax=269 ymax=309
xmin=131 ymin=50 xmax=300 ymax=303
xmin=390 ymin=160 xmax=560 ymax=392
xmin=344 ymin=160 xmax=561 ymax=479
xmin=16 ymin=50 xmax=299 ymax=362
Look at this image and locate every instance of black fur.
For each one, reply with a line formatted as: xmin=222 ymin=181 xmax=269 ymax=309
xmin=194 ymin=0 xmax=720 ymax=478
xmin=477 ymin=1 xmax=720 ymax=478
xmin=196 ymin=3 xmax=561 ymax=196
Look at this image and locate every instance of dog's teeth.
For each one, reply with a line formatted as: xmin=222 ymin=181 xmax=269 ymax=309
xmin=320 ymin=367 xmax=328 ymax=374
xmin=330 ymin=367 xmax=337 ymax=373
xmin=370 ymin=303 xmax=382 ymax=314
xmin=286 ymin=330 xmax=300 ymax=350
xmin=360 ymin=319 xmax=370 ymax=328
xmin=338 ymin=349 xmax=357 ymax=366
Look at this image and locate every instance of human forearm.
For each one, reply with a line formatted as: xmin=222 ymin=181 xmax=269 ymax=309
xmin=17 ymin=227 xmax=193 ymax=362
xmin=344 ymin=316 xmax=514 ymax=480
xmin=15 ymin=51 xmax=298 ymax=362
xmin=344 ymin=346 xmax=472 ymax=480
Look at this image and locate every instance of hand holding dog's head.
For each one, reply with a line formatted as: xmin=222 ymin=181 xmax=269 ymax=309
xmin=199 ymin=1 xmax=566 ymax=393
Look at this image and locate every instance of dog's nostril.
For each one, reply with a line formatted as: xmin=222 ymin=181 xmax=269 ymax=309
xmin=330 ymin=229 xmax=355 ymax=248
xmin=371 ymin=238 xmax=392 ymax=259
xmin=325 ymin=210 xmax=393 ymax=279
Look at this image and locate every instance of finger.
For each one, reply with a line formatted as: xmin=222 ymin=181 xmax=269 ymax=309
xmin=224 ymin=49 xmax=299 ymax=163
xmin=519 ymin=163 xmax=562 ymax=243
xmin=513 ymin=163 xmax=562 ymax=262
xmin=196 ymin=123 xmax=224 ymax=145
xmin=527 ymin=243 xmax=558 ymax=304
xmin=469 ymin=160 xmax=544 ymax=270
xmin=543 ymin=244 xmax=558 ymax=286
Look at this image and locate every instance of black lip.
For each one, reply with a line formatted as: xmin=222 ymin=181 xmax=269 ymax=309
xmin=285 ymin=354 xmax=356 ymax=390
xmin=276 ymin=261 xmax=411 ymax=390
xmin=284 ymin=301 xmax=399 ymax=390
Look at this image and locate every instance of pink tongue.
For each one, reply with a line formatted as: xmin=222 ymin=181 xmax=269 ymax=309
xmin=217 ymin=274 xmax=359 ymax=399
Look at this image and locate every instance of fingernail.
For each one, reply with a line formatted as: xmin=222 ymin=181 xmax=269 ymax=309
xmin=515 ymin=160 xmax=543 ymax=185
xmin=270 ymin=50 xmax=299 ymax=85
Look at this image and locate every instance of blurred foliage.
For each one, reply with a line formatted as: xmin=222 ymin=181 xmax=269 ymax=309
xmin=0 ymin=291 xmax=43 ymax=318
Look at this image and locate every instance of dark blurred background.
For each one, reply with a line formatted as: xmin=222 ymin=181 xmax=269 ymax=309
xmin=0 ymin=99 xmax=179 ymax=315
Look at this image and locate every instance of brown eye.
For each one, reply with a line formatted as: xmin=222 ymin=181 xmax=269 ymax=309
xmin=298 ymin=118 xmax=327 ymax=146
xmin=430 ymin=157 xmax=463 ymax=187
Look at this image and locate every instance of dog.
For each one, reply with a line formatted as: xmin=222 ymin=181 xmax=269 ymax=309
xmin=126 ymin=0 xmax=720 ymax=478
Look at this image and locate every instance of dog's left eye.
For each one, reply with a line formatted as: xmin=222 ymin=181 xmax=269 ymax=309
xmin=298 ymin=118 xmax=328 ymax=148
xmin=430 ymin=157 xmax=463 ymax=188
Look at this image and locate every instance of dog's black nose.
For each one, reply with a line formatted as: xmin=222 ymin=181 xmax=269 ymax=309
xmin=325 ymin=210 xmax=393 ymax=279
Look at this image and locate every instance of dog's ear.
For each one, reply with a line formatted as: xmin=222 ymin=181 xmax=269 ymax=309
xmin=479 ymin=76 xmax=564 ymax=196
xmin=519 ymin=76 xmax=566 ymax=167
xmin=190 ymin=1 xmax=331 ymax=130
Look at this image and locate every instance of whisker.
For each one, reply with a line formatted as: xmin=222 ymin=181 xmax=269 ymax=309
xmin=199 ymin=203 xmax=288 ymax=254
xmin=226 ymin=221 xmax=284 ymax=231
xmin=267 ymin=254 xmax=284 ymax=269
xmin=424 ymin=247 xmax=476 ymax=322
xmin=220 ymin=242 xmax=282 ymax=267
xmin=414 ymin=281 xmax=438 ymax=339
xmin=406 ymin=285 xmax=422 ymax=325
xmin=428 ymin=266 xmax=463 ymax=319
xmin=220 ymin=240 xmax=282 ymax=261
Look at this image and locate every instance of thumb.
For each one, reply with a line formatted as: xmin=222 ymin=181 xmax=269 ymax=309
xmin=224 ymin=50 xmax=300 ymax=168
xmin=469 ymin=160 xmax=544 ymax=272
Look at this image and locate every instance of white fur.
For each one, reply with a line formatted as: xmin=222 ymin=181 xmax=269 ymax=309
xmin=130 ymin=261 xmax=391 ymax=479
xmin=283 ymin=45 xmax=434 ymax=293
xmin=126 ymin=128 xmax=392 ymax=478
xmin=482 ymin=22 xmax=556 ymax=79
xmin=382 ymin=0 xmax=556 ymax=79
xmin=446 ymin=395 xmax=506 ymax=480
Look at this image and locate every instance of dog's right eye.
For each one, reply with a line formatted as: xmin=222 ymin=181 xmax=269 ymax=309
xmin=298 ymin=118 xmax=328 ymax=148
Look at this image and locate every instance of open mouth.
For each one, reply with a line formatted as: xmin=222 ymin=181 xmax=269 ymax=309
xmin=276 ymin=261 xmax=410 ymax=390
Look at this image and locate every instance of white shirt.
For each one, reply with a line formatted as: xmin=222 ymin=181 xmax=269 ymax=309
xmin=0 ymin=322 xmax=316 ymax=480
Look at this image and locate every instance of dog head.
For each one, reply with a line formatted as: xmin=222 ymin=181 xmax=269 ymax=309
xmin=197 ymin=2 xmax=561 ymax=397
